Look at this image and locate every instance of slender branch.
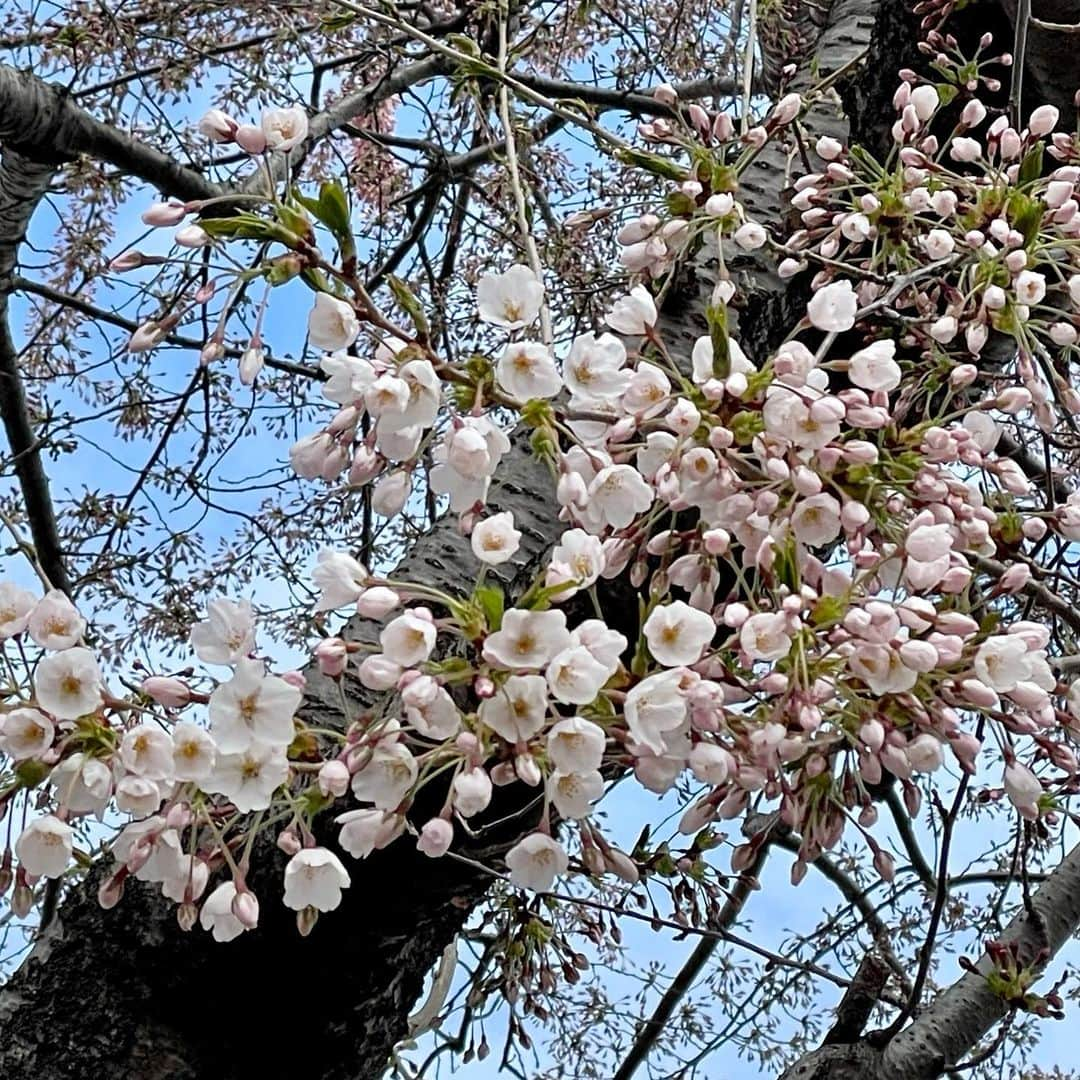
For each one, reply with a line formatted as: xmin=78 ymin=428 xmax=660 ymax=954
xmin=610 ymin=836 xmax=773 ymax=1080
xmin=12 ymin=277 xmax=321 ymax=380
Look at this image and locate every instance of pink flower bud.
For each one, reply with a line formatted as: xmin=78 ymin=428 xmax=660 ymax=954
xmin=603 ymin=848 xmax=640 ymax=884
xmin=141 ymin=675 xmax=192 ymax=708
xmin=177 ymin=902 xmax=199 ymax=932
xmin=235 ymin=123 xmax=268 ymax=154
xmin=175 ymin=225 xmax=210 ymax=248
xmin=276 ymin=827 xmax=302 ymax=855
xmin=97 ymin=870 xmax=126 ymax=910
xmin=141 ymin=202 xmax=188 ymax=227
xmin=770 ymin=93 xmax=802 ymax=126
xmin=652 ymin=82 xmax=678 ymax=107
xmin=231 ymin=888 xmax=260 ymax=929
xmin=198 ymin=108 xmax=238 ymax=143
xmin=417 ymin=818 xmax=454 ymax=858
xmin=318 ymin=760 xmax=350 ymax=798
xmin=1028 ymin=104 xmax=1060 ymax=137
xmin=515 ymin=754 xmax=542 ymax=787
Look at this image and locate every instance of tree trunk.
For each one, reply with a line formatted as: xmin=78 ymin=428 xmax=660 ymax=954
xmin=1 ymin=2 xmax=1074 ymax=1079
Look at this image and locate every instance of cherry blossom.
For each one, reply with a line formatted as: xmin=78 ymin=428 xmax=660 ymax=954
xmin=283 ymin=848 xmax=351 ymax=911
xmin=806 ymin=280 xmax=857 ymax=332
xmin=307 ymin=293 xmax=360 ymax=352
xmin=643 ymin=601 xmax=716 ymax=666
xmin=0 ymin=707 xmax=54 ymax=760
xmin=206 ymin=742 xmax=290 ymax=812
xmin=505 ymin=833 xmax=569 ymax=892
xmin=261 ymin=105 xmax=308 ymax=151
xmin=119 ymin=724 xmax=175 ymax=782
xmin=16 ymin=815 xmax=74 ymax=879
xmin=482 ymin=609 xmax=571 ymax=670
xmin=171 ymin=721 xmax=217 ymax=782
xmin=470 ymin=512 xmax=522 ymax=565
xmin=336 ymin=808 xmax=402 ymax=858
xmin=189 ymin=598 xmax=256 ymax=665
xmin=547 ymin=717 xmax=606 ymax=773
xmin=479 ymin=674 xmax=549 ymax=742
xmin=34 ymin=647 xmax=102 ymax=720
xmin=312 ymin=549 xmax=369 ymax=611
xmin=548 ymin=769 xmax=604 ymax=819
xmin=380 ymin=610 xmax=437 ymax=667
xmin=605 ymin=285 xmax=658 ymax=335
xmin=497 ymin=342 xmax=562 ymax=399
xmin=199 ymin=882 xmax=249 ymax=942
xmin=350 ymin=743 xmax=418 ymax=809
xmin=27 ymin=590 xmax=85 ymax=650
xmin=0 ymin=581 xmax=36 ymax=639
xmin=476 ymin=265 xmax=545 ymax=328
xmin=209 ymin=658 xmax=302 ymax=752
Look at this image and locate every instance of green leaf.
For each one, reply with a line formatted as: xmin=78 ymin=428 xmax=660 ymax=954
xmin=474 ymin=583 xmax=505 ymax=631
xmin=200 ymin=213 xmax=275 ymax=240
xmin=1017 ymin=142 xmax=1044 ymax=188
xmin=705 ymin=302 xmax=731 ymax=379
xmin=318 ymin=180 xmax=352 ymax=240
xmin=387 ymin=274 xmax=430 ymax=338
xmin=616 ymin=147 xmax=689 ymax=182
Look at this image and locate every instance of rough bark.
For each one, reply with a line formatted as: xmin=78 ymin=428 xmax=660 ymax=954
xmin=1 ymin=3 xmax=1078 ymax=1079
xmin=0 ymin=429 xmax=558 ymax=1080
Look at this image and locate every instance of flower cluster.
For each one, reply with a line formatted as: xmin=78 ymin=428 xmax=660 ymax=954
xmin=10 ymin=32 xmax=1080 ymax=947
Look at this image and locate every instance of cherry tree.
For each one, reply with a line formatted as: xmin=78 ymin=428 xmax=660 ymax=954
xmin=3 ymin=2 xmax=1080 ymax=1078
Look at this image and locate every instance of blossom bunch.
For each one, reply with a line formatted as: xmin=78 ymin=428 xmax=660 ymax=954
xmin=9 ymin=31 xmax=1080 ymax=947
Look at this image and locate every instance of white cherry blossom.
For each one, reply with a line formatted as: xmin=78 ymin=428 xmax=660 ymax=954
xmin=625 ymin=669 xmax=688 ymax=754
xmin=497 ymin=342 xmax=562 ymax=399
xmin=50 ymin=753 xmax=112 ymax=814
xmin=16 ymin=815 xmax=73 ymax=878
xmin=308 ymin=292 xmax=360 ymax=352
xmin=548 ymin=769 xmax=604 ymax=819
xmin=479 ymin=674 xmax=549 ymax=742
xmin=477 ymin=265 xmax=544 ymax=328
xmin=482 ymin=609 xmax=571 ymax=670
xmin=586 ymin=464 xmax=653 ymax=531
xmin=199 ymin=882 xmax=249 ymax=942
xmin=0 ymin=707 xmax=54 ymax=760
xmin=505 ymin=832 xmax=568 ymax=891
xmin=740 ymin=613 xmax=792 ymax=662
xmin=974 ymin=636 xmax=1032 ymax=693
xmin=848 ymin=339 xmax=901 ymax=392
xmin=27 ymin=589 xmax=85 ymax=650
xmin=34 ymin=646 xmax=102 ymax=719
xmin=564 ymin=332 xmax=630 ymax=403
xmin=545 ymin=645 xmax=610 ymax=704
xmin=547 ymin=716 xmax=606 ymax=773
xmin=261 ymin=105 xmax=308 ymax=150
xmin=171 ymin=721 xmax=217 ymax=782
xmin=643 ymin=601 xmax=716 ymax=666
xmin=0 ymin=582 xmax=35 ymax=639
xmin=206 ymin=742 xmax=289 ymax=812
xmin=605 ymin=284 xmax=658 ymax=335
xmin=806 ymin=280 xmax=857 ymax=332
xmin=336 ymin=808 xmax=402 ymax=858
xmin=189 ymin=598 xmax=256 ymax=665
xmin=471 ymin=512 xmax=522 ymax=565
xmin=350 ymin=743 xmax=418 ymax=809
xmin=313 ymin=549 xmax=368 ymax=611
xmin=380 ymin=610 xmax=437 ymax=667
xmin=209 ymin=658 xmax=302 ymax=753
xmin=283 ymin=848 xmax=351 ymax=911
xmin=119 ymin=724 xmax=175 ymax=782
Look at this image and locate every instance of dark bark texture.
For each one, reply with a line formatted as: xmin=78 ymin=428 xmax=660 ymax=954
xmin=2 ymin=3 xmax=1079 ymax=1080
